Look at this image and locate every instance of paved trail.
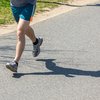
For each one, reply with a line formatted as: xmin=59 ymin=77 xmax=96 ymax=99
xmin=0 ymin=1 xmax=100 ymax=100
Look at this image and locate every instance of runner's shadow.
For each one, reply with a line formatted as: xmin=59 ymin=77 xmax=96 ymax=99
xmin=13 ymin=59 xmax=100 ymax=78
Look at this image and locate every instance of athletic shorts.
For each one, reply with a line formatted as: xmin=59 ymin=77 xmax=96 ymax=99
xmin=11 ymin=4 xmax=36 ymax=22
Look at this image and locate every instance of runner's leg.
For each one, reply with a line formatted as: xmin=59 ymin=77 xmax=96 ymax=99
xmin=25 ymin=26 xmax=36 ymax=43
xmin=14 ymin=18 xmax=30 ymax=62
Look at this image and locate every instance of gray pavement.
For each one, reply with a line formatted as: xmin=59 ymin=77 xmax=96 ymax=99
xmin=0 ymin=1 xmax=100 ymax=100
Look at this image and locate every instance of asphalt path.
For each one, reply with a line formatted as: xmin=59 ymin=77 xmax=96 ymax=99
xmin=0 ymin=1 xmax=100 ymax=100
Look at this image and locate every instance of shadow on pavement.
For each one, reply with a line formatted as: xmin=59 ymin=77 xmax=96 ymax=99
xmin=13 ymin=59 xmax=100 ymax=78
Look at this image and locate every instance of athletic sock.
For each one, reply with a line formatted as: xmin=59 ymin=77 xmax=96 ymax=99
xmin=14 ymin=60 xmax=18 ymax=66
xmin=33 ymin=38 xmax=38 ymax=45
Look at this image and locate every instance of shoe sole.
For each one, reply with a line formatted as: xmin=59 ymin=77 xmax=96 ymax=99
xmin=33 ymin=38 xmax=43 ymax=57
xmin=6 ymin=65 xmax=17 ymax=72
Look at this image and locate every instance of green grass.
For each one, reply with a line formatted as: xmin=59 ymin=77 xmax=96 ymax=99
xmin=0 ymin=0 xmax=13 ymax=25
xmin=36 ymin=0 xmax=69 ymax=12
xmin=0 ymin=0 xmax=69 ymax=25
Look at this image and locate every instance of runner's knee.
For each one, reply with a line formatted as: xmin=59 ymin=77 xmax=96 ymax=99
xmin=17 ymin=27 xmax=25 ymax=39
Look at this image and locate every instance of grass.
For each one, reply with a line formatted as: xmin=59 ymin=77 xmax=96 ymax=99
xmin=0 ymin=0 xmax=69 ymax=25
xmin=36 ymin=0 xmax=69 ymax=12
xmin=0 ymin=0 xmax=13 ymax=25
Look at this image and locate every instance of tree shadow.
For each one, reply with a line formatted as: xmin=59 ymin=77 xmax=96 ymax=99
xmin=0 ymin=46 xmax=15 ymax=51
xmin=37 ymin=0 xmax=83 ymax=7
xmin=13 ymin=59 xmax=100 ymax=78
xmin=87 ymin=4 xmax=100 ymax=7
xmin=37 ymin=0 xmax=100 ymax=7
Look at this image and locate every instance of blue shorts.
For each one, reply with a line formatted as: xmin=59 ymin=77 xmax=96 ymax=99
xmin=11 ymin=4 xmax=36 ymax=22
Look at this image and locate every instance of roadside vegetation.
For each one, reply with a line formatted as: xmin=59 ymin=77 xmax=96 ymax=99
xmin=0 ymin=0 xmax=70 ymax=25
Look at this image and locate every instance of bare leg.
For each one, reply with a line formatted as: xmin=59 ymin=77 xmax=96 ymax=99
xmin=25 ymin=26 xmax=36 ymax=43
xmin=25 ymin=25 xmax=43 ymax=57
xmin=14 ymin=19 xmax=30 ymax=62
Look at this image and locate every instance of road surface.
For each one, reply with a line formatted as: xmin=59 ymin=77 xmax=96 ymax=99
xmin=0 ymin=1 xmax=100 ymax=100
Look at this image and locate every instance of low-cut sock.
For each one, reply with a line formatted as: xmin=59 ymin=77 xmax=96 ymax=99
xmin=14 ymin=60 xmax=18 ymax=66
xmin=33 ymin=38 xmax=38 ymax=45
